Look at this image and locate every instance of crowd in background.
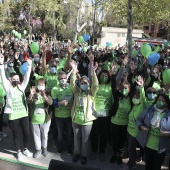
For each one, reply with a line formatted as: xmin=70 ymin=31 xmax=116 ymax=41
xmin=0 ymin=36 xmax=170 ymax=170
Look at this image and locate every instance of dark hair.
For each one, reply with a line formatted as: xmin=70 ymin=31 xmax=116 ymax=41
xmin=153 ymin=93 xmax=170 ymax=109
xmin=131 ymin=90 xmax=140 ymax=98
xmin=48 ymin=59 xmax=57 ymax=65
xmin=98 ymin=70 xmax=111 ymax=84
xmin=10 ymin=73 xmax=19 ymax=78
xmin=58 ymin=71 xmax=67 ymax=76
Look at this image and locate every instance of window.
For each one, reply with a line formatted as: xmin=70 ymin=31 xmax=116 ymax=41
xmin=143 ymin=26 xmax=149 ymax=30
xmin=122 ymin=33 xmax=125 ymax=37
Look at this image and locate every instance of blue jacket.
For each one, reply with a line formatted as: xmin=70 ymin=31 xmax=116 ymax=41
xmin=136 ymin=105 xmax=170 ymax=154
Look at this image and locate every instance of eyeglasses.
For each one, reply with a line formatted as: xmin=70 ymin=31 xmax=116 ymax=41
xmin=51 ymin=66 xmax=57 ymax=68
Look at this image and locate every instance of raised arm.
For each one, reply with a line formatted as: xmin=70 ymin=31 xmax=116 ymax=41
xmin=136 ymin=75 xmax=147 ymax=108
xmin=0 ymin=54 xmax=10 ymax=92
xmin=90 ymin=62 xmax=99 ymax=97
xmin=63 ymin=45 xmax=73 ymax=72
xmin=116 ymin=56 xmax=128 ymax=85
xmin=20 ymin=59 xmax=32 ymax=90
xmin=42 ymin=45 xmax=47 ymax=75
xmin=70 ymin=61 xmax=79 ymax=94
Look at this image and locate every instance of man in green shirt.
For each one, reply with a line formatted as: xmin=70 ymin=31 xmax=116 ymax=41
xmin=51 ymin=71 xmax=73 ymax=155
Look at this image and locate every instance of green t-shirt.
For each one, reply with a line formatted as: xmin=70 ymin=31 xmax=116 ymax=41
xmin=102 ymin=61 xmax=111 ymax=71
xmin=44 ymin=72 xmax=59 ymax=92
xmin=31 ymin=95 xmax=46 ymax=124
xmin=51 ymin=84 xmax=73 ymax=118
xmin=152 ymin=81 xmax=161 ymax=90
xmin=146 ymin=112 xmax=165 ymax=151
xmin=94 ymin=84 xmax=113 ymax=117
xmin=57 ymin=58 xmax=67 ymax=72
xmin=111 ymin=97 xmax=131 ymax=125
xmin=73 ymin=106 xmax=93 ymax=125
xmin=127 ymin=104 xmax=143 ymax=137
xmin=9 ymin=87 xmax=27 ymax=120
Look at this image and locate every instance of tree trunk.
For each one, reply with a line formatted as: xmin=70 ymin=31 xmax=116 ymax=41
xmin=28 ymin=0 xmax=33 ymax=43
xmin=53 ymin=12 xmax=56 ymax=40
xmin=127 ymin=0 xmax=133 ymax=60
xmin=41 ymin=14 xmax=45 ymax=37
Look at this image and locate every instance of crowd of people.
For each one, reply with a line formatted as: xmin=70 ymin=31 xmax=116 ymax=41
xmin=0 ymin=37 xmax=170 ymax=170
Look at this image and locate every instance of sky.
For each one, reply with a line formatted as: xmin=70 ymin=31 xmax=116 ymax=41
xmin=84 ymin=0 xmax=92 ymax=4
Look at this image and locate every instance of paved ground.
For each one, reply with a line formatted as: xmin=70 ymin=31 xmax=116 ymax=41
xmin=0 ymin=115 xmax=169 ymax=170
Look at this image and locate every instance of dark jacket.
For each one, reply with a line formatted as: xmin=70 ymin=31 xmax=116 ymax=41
xmin=27 ymin=92 xmax=53 ymax=123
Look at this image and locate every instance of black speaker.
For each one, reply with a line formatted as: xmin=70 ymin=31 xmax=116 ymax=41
xmin=48 ymin=159 xmax=102 ymax=170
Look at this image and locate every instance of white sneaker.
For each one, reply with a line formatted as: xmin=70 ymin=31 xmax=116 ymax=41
xmin=23 ymin=149 xmax=33 ymax=158
xmin=17 ymin=152 xmax=23 ymax=161
xmin=0 ymin=132 xmax=8 ymax=138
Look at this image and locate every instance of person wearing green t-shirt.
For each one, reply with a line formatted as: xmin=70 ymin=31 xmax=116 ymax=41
xmin=70 ymin=61 xmax=99 ymax=165
xmin=110 ymin=82 xmax=132 ymax=164
xmin=136 ymin=94 xmax=170 ymax=170
xmin=125 ymin=76 xmax=145 ymax=170
xmin=90 ymin=70 xmax=113 ymax=161
xmin=28 ymin=78 xmax=53 ymax=158
xmin=51 ymin=71 xmax=73 ymax=155
xmin=0 ymin=56 xmax=33 ymax=161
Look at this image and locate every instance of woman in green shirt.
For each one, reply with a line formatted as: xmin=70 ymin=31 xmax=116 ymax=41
xmin=0 ymin=56 xmax=33 ymax=161
xmin=70 ymin=62 xmax=98 ymax=165
xmin=110 ymin=80 xmax=132 ymax=164
xmin=136 ymin=94 xmax=170 ymax=170
xmin=90 ymin=70 xmax=112 ymax=161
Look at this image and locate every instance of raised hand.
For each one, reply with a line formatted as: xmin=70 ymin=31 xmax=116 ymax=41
xmin=110 ymin=62 xmax=117 ymax=74
xmin=122 ymin=56 xmax=129 ymax=66
xmin=136 ymin=75 xmax=144 ymax=87
xmin=70 ymin=60 xmax=78 ymax=74
xmin=30 ymin=86 xmax=36 ymax=95
xmin=67 ymin=45 xmax=73 ymax=54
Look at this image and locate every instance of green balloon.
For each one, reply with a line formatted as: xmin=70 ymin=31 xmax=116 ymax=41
xmin=132 ymin=50 xmax=138 ymax=58
xmin=163 ymin=69 xmax=170 ymax=84
xmin=132 ymin=40 xmax=135 ymax=45
xmin=110 ymin=42 xmax=113 ymax=47
xmin=15 ymin=33 xmax=19 ymax=37
xmin=140 ymin=44 xmax=152 ymax=58
xmin=30 ymin=42 xmax=39 ymax=54
xmin=18 ymin=33 xmax=21 ymax=39
xmin=154 ymin=46 xmax=160 ymax=53
xmin=83 ymin=47 xmax=87 ymax=52
xmin=24 ymin=30 xmax=27 ymax=35
xmin=12 ymin=30 xmax=15 ymax=34
xmin=78 ymin=36 xmax=84 ymax=43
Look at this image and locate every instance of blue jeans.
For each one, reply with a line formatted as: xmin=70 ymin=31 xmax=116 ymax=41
xmin=55 ymin=117 xmax=72 ymax=150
